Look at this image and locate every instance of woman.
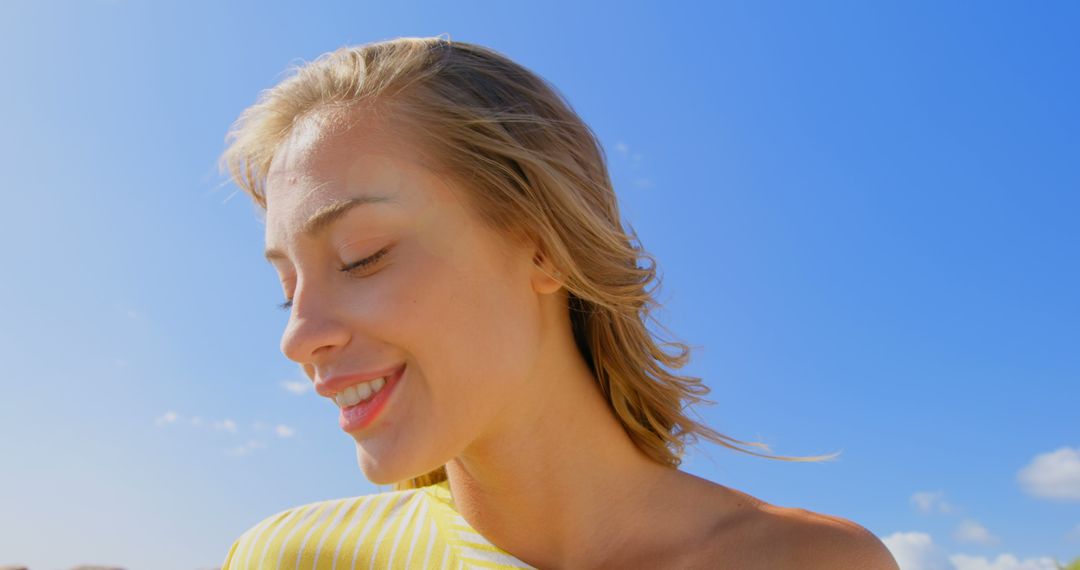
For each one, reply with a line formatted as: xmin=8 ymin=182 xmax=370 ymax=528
xmin=216 ymin=36 xmax=898 ymax=569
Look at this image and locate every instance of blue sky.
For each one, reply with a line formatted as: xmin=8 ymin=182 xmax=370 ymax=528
xmin=1 ymin=1 xmax=1076 ymax=569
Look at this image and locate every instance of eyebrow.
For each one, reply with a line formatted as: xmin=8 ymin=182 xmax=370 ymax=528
xmin=263 ymin=195 xmax=393 ymax=263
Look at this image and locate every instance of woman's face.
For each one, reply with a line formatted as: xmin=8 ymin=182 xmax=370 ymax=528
xmin=263 ymin=111 xmax=551 ymax=485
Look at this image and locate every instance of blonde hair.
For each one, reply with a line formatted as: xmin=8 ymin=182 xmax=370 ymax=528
xmin=218 ymin=35 xmax=841 ymax=491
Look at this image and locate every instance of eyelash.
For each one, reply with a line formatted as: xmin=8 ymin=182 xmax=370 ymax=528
xmin=277 ymin=246 xmax=391 ymax=311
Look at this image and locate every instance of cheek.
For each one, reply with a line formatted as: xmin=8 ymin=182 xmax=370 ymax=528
xmin=398 ymin=240 xmax=541 ymax=413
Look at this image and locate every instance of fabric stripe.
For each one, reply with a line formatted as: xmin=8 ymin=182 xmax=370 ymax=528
xmin=438 ymin=541 xmax=451 ymax=570
xmin=312 ymin=497 xmax=365 ymax=570
xmin=274 ymin=503 xmax=326 ymax=568
xmin=294 ymin=499 xmax=347 ymax=569
xmin=220 ymin=532 xmax=243 ymax=569
xmin=364 ymin=490 xmax=413 ymax=568
xmin=459 ymin=548 xmax=535 ymax=568
xmin=402 ymin=495 xmax=432 ymax=568
xmin=332 ymin=494 xmax=388 ymax=570
xmin=238 ymin=508 xmax=293 ymax=569
xmin=232 ymin=512 xmax=278 ymax=568
xmin=347 ymin=491 xmax=400 ymax=569
xmin=424 ymin=483 xmax=458 ymax=569
xmin=221 ymin=480 xmax=536 ymax=569
xmin=386 ymin=489 xmax=425 ymax=568
xmin=420 ymin=517 xmax=438 ymax=569
xmin=464 ymin=561 xmax=534 ymax=570
xmin=226 ymin=518 xmax=262 ymax=569
xmin=252 ymin=505 xmax=309 ymax=569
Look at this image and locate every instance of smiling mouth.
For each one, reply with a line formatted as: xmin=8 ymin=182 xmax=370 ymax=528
xmin=338 ymin=363 xmax=406 ymax=432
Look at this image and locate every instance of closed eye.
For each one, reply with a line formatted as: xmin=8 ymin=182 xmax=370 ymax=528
xmin=338 ymin=245 xmax=391 ymax=274
xmin=276 ymin=245 xmax=392 ymax=311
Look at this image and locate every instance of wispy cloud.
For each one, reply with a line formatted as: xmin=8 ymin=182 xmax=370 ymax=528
xmin=882 ymin=531 xmax=1060 ymax=570
xmin=154 ymin=411 xmax=179 ymax=427
xmin=952 ymin=519 xmax=998 ymax=546
xmin=155 ymin=411 xmax=236 ymax=434
xmin=950 ymin=553 xmax=1061 ymax=570
xmin=225 ymin=440 xmax=267 ymax=457
xmin=252 ymin=421 xmax=297 ymax=438
xmin=911 ymin=490 xmax=957 ymax=515
xmin=158 ymin=412 xmax=297 ymax=452
xmin=613 ymin=140 xmax=643 ymax=162
xmin=1018 ymin=446 xmax=1080 ymax=500
xmin=611 ymin=140 xmax=652 ymax=190
xmin=280 ymin=380 xmax=313 ymax=395
xmin=213 ymin=419 xmax=238 ymax=434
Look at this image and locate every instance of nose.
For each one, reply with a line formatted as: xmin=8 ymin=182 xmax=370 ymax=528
xmin=279 ymin=283 xmax=351 ymax=365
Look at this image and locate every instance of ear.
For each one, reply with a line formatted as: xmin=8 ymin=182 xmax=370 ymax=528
xmin=530 ymin=250 xmax=564 ymax=295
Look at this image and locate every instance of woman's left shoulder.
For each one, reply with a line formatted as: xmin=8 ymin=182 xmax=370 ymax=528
xmin=759 ymin=505 xmax=900 ymax=570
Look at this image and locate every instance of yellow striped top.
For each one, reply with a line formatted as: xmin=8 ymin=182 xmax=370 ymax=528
xmin=221 ymin=479 xmax=536 ymax=569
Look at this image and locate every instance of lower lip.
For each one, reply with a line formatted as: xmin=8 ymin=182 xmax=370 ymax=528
xmin=338 ymin=363 xmax=406 ymax=433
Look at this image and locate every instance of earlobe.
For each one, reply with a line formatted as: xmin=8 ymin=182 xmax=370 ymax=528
xmin=531 ymin=251 xmax=565 ymax=294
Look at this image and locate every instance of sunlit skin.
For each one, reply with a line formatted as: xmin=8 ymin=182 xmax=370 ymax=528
xmin=260 ymin=106 xmax=895 ymax=569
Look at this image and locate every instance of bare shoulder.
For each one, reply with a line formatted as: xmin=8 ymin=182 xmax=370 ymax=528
xmin=665 ymin=473 xmax=899 ymax=570
xmin=759 ymin=504 xmax=900 ymax=570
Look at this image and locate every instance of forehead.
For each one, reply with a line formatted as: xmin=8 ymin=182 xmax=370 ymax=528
xmin=264 ymin=110 xmax=433 ymax=234
xmin=260 ymin=107 xmax=488 ymax=266
xmin=268 ymin=110 xmax=391 ymax=203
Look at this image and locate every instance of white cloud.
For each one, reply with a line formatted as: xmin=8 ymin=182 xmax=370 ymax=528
xmin=158 ymin=413 xmax=298 ymax=445
xmin=225 ymin=440 xmax=267 ymax=456
xmin=1017 ymin=446 xmax=1080 ymax=500
xmin=609 ymin=141 xmax=651 ymax=192
xmin=280 ymin=380 xmax=312 ymax=395
xmin=911 ymin=490 xmax=957 ymax=515
xmin=613 ymin=141 xmax=643 ymax=162
xmin=950 ymin=553 xmax=1061 ymax=570
xmin=882 ymin=530 xmax=1063 ymax=570
xmin=213 ymin=419 xmax=238 ymax=434
xmin=882 ymin=531 xmax=951 ymax=570
xmin=154 ymin=411 xmax=179 ymax=427
xmin=953 ymin=519 xmax=998 ymax=546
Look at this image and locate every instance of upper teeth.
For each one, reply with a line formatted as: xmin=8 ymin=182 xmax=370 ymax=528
xmin=333 ymin=377 xmax=387 ymax=408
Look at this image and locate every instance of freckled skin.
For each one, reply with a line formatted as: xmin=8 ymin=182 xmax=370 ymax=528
xmin=261 ymin=107 xmax=888 ymax=569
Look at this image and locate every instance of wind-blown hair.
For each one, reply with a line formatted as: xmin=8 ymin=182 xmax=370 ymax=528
xmin=218 ymin=35 xmax=840 ymax=491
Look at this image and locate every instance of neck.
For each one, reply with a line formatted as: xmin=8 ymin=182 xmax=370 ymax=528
xmin=443 ymin=343 xmax=677 ymax=568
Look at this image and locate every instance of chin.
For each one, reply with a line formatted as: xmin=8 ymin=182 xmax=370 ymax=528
xmin=355 ymin=443 xmax=421 ymax=486
xmin=354 ymin=445 xmax=393 ymax=485
xmin=356 ymin=443 xmax=452 ymax=487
